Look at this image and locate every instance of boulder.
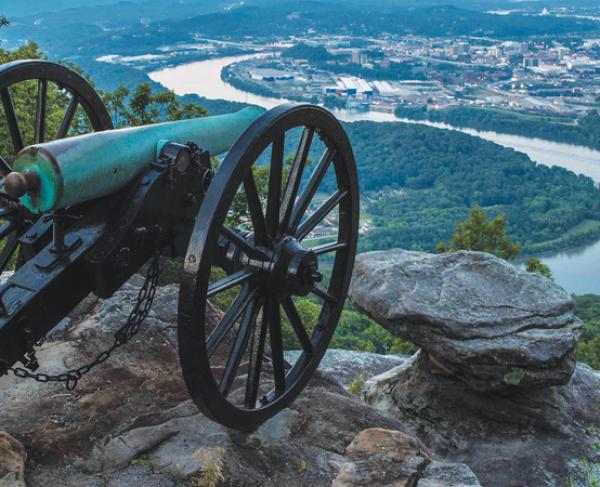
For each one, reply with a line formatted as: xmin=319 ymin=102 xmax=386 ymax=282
xmin=364 ymin=350 xmax=600 ymax=486
xmin=333 ymin=428 xmax=480 ymax=487
xmin=286 ymin=349 xmax=408 ymax=387
xmin=350 ymin=249 xmax=581 ymax=392
xmin=0 ymin=432 xmax=26 ymax=487
xmin=350 ymin=249 xmax=600 ymax=485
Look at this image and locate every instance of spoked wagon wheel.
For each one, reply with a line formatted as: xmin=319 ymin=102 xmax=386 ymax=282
xmin=178 ymin=104 xmax=359 ymax=430
xmin=0 ymin=60 xmax=112 ymax=272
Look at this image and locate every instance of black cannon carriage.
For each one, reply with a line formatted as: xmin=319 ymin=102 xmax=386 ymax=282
xmin=0 ymin=60 xmax=359 ymax=430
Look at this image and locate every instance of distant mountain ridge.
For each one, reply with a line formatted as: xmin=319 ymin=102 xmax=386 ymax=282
xmin=3 ymin=1 xmax=599 ymax=38
xmin=167 ymin=3 xmax=599 ymax=39
xmin=0 ymin=0 xmax=148 ymax=18
xmin=1 ymin=0 xmax=233 ymax=24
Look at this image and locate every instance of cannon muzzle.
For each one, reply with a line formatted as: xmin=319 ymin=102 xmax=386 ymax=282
xmin=8 ymin=106 xmax=264 ymax=213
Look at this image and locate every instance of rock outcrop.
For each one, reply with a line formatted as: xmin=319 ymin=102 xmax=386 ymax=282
xmin=0 ymin=276 xmax=477 ymax=487
xmin=0 ymin=432 xmax=26 ymax=487
xmin=350 ymin=249 xmax=582 ymax=392
xmin=285 ymin=349 xmax=407 ymax=387
xmin=2 ymin=247 xmax=597 ymax=487
xmin=333 ymin=428 xmax=480 ymax=487
xmin=350 ymin=249 xmax=600 ymax=487
xmin=365 ymin=352 xmax=600 ymax=486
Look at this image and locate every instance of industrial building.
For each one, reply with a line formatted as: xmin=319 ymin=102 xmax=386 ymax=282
xmin=325 ymin=76 xmax=374 ymax=96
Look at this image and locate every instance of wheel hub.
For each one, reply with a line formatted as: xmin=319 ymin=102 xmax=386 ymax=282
xmin=267 ymin=236 xmax=322 ymax=298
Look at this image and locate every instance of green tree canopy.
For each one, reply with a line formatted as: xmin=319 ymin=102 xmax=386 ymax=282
xmin=574 ymin=294 xmax=600 ymax=370
xmin=436 ymin=207 xmax=521 ymax=260
xmin=103 ymin=83 xmax=207 ymax=128
xmin=525 ymin=258 xmax=552 ymax=278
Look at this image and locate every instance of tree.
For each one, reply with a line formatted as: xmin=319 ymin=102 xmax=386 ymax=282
xmin=576 ymin=337 xmax=600 ymax=370
xmin=103 ymin=83 xmax=208 ymax=128
xmin=437 ymin=207 xmax=521 ymax=260
xmin=102 ymin=84 xmax=129 ymax=128
xmin=526 ymin=257 xmax=552 ymax=278
xmin=572 ymin=294 xmax=600 ymax=370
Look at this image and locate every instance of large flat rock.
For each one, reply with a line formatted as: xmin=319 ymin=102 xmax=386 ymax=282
xmin=350 ymin=249 xmax=582 ymax=391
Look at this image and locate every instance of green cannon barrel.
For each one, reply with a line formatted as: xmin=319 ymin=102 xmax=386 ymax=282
xmin=8 ymin=106 xmax=264 ymax=214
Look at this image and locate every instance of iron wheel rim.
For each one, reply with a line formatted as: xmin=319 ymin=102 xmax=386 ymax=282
xmin=178 ymin=104 xmax=359 ymax=430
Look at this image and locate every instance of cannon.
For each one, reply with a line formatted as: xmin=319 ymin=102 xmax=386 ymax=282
xmin=0 ymin=60 xmax=358 ymax=430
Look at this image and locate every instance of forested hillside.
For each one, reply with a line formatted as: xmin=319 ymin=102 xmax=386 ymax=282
xmin=0 ymin=0 xmax=224 ymax=20
xmin=342 ymin=122 xmax=600 ymax=253
xmin=171 ymin=4 xmax=599 ymax=39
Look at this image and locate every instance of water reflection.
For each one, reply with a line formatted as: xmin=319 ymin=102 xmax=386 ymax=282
xmin=522 ymin=240 xmax=600 ymax=294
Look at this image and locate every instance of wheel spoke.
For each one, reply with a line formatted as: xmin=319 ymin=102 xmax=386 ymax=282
xmin=35 ymin=79 xmax=48 ymax=144
xmin=207 ymin=285 xmax=257 ymax=357
xmin=207 ymin=268 xmax=256 ymax=298
xmin=282 ymin=297 xmax=313 ymax=355
xmin=0 ymin=155 xmax=12 ymax=177
xmin=279 ymin=127 xmax=314 ymax=233
xmin=0 ymin=231 xmax=19 ymax=271
xmin=266 ymin=134 xmax=284 ymax=239
xmin=244 ymin=302 xmax=268 ymax=408
xmin=289 ymin=148 xmax=335 ymax=232
xmin=309 ymin=240 xmax=348 ymax=256
xmin=1 ymin=88 xmax=24 ymax=153
xmin=219 ymin=297 xmax=262 ymax=397
xmin=0 ymin=188 xmax=19 ymax=204
xmin=268 ymin=299 xmax=286 ymax=393
xmin=0 ymin=207 xmax=17 ymax=220
xmin=243 ymin=172 xmax=268 ymax=245
xmin=57 ymin=93 xmax=79 ymax=139
xmin=296 ymin=190 xmax=348 ymax=241
xmin=221 ymin=225 xmax=269 ymax=261
xmin=0 ymin=220 xmax=15 ymax=240
xmin=311 ymin=286 xmax=337 ymax=305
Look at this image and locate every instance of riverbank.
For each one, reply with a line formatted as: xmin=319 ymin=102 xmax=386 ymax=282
xmin=524 ymin=219 xmax=600 ymax=253
xmin=216 ymin=58 xmax=600 ymax=180
xmin=395 ymin=105 xmax=600 ymax=152
xmin=221 ymin=61 xmax=285 ymax=101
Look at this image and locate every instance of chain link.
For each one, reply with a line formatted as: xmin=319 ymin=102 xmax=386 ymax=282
xmin=8 ymin=250 xmax=161 ymax=391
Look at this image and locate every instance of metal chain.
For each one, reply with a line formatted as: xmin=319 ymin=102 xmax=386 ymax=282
xmin=8 ymin=250 xmax=161 ymax=391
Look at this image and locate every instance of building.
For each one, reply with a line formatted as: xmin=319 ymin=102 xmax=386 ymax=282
xmin=340 ymin=77 xmax=373 ymax=96
xmin=249 ymin=68 xmax=295 ymax=82
xmin=325 ymin=77 xmax=374 ymax=97
xmin=529 ymin=65 xmax=566 ymax=77
xmin=372 ymin=81 xmax=401 ymax=97
xmin=523 ymin=57 xmax=541 ymax=68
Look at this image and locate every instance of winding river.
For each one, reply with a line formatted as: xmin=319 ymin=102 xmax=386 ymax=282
xmin=149 ymin=54 xmax=600 ymax=294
